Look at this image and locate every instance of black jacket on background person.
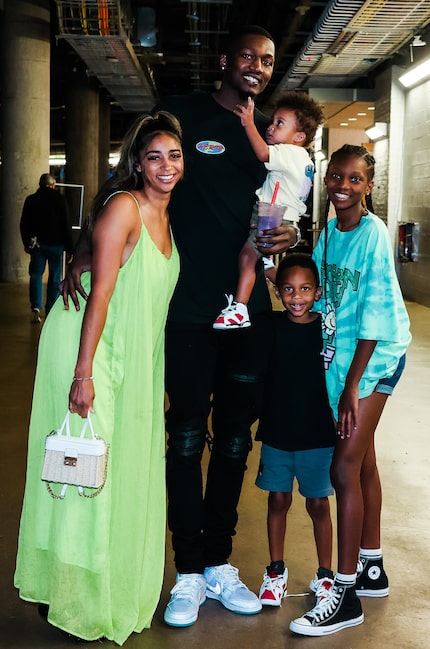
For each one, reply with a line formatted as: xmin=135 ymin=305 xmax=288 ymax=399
xmin=20 ymin=186 xmax=73 ymax=255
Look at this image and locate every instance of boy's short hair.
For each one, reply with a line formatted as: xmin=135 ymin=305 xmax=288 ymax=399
xmin=274 ymin=91 xmax=324 ymax=148
xmin=276 ymin=252 xmax=320 ymax=288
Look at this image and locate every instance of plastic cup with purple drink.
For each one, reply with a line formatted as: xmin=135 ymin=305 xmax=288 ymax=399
xmin=257 ymin=201 xmax=287 ymax=248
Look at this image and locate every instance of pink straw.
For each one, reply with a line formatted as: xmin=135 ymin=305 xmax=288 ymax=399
xmin=271 ymin=181 xmax=280 ymax=204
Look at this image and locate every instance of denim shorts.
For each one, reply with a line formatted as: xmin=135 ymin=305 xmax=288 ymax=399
xmin=375 ymin=354 xmax=406 ymax=395
xmin=255 ymin=444 xmax=334 ymax=498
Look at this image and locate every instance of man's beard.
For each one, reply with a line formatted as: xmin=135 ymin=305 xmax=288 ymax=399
xmin=237 ymin=88 xmax=257 ymax=101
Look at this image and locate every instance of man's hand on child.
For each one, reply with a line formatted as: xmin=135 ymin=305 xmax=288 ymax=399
xmin=60 ymin=253 xmax=92 ymax=311
xmin=256 ymin=223 xmax=298 ymax=255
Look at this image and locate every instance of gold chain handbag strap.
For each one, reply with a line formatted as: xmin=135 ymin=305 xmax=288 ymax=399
xmin=77 ymin=442 xmax=110 ymax=498
xmin=45 ymin=482 xmax=67 ymax=500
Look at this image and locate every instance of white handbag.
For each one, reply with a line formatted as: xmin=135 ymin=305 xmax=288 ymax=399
xmin=42 ymin=411 xmax=108 ymax=499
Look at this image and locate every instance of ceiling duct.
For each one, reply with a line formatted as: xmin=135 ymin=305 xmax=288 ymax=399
xmin=275 ymin=0 xmax=430 ymax=92
xmin=54 ymin=0 xmax=157 ymax=111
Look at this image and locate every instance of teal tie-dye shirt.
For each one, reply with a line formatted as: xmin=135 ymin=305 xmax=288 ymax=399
xmin=313 ymin=212 xmax=411 ymax=419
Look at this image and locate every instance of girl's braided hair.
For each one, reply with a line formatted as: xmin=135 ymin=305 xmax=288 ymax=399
xmin=329 ymin=144 xmax=375 ymax=181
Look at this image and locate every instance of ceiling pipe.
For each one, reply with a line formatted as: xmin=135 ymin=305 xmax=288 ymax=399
xmin=274 ymin=0 xmax=365 ymax=93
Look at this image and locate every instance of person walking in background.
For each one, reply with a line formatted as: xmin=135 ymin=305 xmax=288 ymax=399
xmin=290 ymin=145 xmax=411 ymax=637
xmin=256 ymin=254 xmax=335 ymax=608
xmin=213 ymin=91 xmax=324 ymax=330
xmin=15 ymin=112 xmax=182 ymax=644
xmin=20 ymin=173 xmax=73 ymax=322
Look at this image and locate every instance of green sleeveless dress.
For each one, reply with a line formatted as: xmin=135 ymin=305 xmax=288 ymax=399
xmin=15 ymin=192 xmax=179 ymax=644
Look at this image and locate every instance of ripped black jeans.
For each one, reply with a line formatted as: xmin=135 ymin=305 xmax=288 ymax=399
xmin=165 ymin=316 xmax=270 ymax=574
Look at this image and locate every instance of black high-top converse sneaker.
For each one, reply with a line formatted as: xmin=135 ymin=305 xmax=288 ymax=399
xmin=356 ymin=556 xmax=389 ymax=597
xmin=289 ymin=580 xmax=363 ymax=636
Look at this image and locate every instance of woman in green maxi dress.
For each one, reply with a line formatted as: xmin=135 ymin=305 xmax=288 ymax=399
xmin=15 ymin=113 xmax=183 ymax=645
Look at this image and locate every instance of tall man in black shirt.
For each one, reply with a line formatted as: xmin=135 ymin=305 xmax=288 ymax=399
xmin=156 ymin=26 xmax=298 ymax=627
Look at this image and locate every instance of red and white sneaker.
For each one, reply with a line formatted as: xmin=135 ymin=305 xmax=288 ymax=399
xmin=213 ymin=295 xmax=251 ymax=330
xmin=309 ymin=574 xmax=334 ymax=602
xmin=259 ymin=567 xmax=288 ymax=606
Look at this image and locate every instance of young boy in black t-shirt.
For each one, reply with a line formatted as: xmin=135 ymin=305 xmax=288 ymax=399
xmin=256 ymin=253 xmax=336 ymax=607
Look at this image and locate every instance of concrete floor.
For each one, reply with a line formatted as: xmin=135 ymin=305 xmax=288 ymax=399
xmin=1 ymin=282 xmax=429 ymax=648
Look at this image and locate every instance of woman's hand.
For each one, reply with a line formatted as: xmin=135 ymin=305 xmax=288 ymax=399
xmin=69 ymin=379 xmax=95 ymax=419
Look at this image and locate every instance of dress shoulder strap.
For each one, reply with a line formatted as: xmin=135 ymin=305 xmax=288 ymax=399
xmin=102 ymin=190 xmax=143 ymax=225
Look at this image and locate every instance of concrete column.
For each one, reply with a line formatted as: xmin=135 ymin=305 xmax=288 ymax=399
xmin=99 ymin=95 xmax=111 ymax=188
xmin=0 ymin=0 xmax=51 ymax=282
xmin=387 ymin=66 xmax=406 ymax=249
xmin=65 ymin=67 xmax=100 ymax=225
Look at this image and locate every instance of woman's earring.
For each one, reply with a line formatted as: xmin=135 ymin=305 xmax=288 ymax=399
xmin=221 ymin=65 xmax=226 ymax=71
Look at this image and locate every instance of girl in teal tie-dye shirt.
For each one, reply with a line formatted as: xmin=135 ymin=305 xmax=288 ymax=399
xmin=290 ymin=145 xmax=411 ymax=637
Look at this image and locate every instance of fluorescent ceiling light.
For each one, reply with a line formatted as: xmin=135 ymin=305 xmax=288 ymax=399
xmin=49 ymin=153 xmax=121 ymax=167
xmin=365 ymin=122 xmax=387 ymax=141
xmin=49 ymin=154 xmax=66 ymax=166
xmin=399 ymin=58 xmax=430 ymax=88
xmin=109 ymin=153 xmax=120 ymax=166
xmin=412 ymin=34 xmax=426 ymax=47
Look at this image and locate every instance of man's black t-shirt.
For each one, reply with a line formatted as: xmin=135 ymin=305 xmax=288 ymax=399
xmin=155 ymin=92 xmax=272 ymax=324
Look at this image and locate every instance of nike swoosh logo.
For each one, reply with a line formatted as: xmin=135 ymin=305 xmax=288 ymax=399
xmin=207 ymin=583 xmax=222 ymax=595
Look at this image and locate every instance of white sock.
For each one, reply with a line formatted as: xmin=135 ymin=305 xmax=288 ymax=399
xmin=359 ymin=547 xmax=382 ymax=559
xmin=335 ymin=572 xmax=356 ymax=586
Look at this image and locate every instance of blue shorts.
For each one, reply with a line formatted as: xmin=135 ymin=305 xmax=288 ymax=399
xmin=255 ymin=444 xmax=334 ymax=498
xmin=375 ymin=354 xmax=406 ymax=395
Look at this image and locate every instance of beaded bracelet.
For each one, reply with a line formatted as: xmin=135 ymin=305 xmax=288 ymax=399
xmin=72 ymin=376 xmax=94 ymax=382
